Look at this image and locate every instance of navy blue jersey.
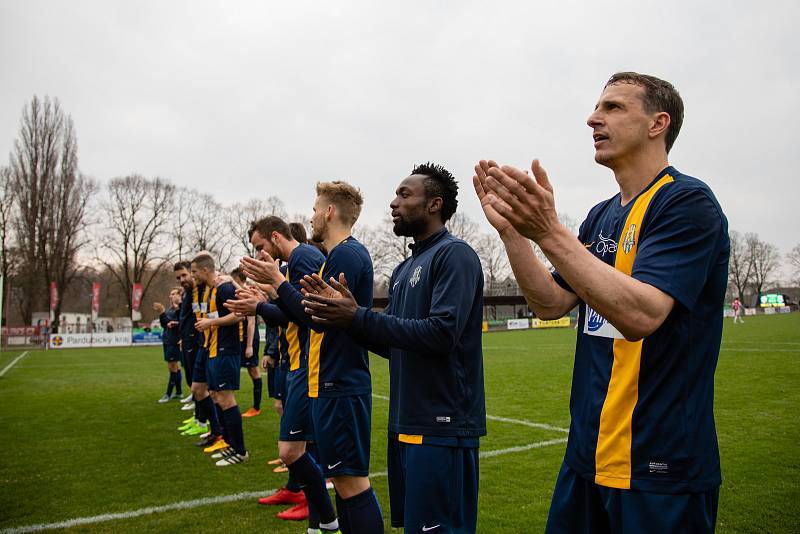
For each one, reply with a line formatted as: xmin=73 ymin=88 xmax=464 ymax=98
xmin=204 ymin=281 xmax=241 ymax=358
xmin=160 ymin=307 xmax=180 ymax=348
xmin=256 ymin=243 xmax=325 ymax=371
xmin=277 ymin=236 xmax=374 ymax=397
xmin=552 ymin=166 xmax=729 ymax=493
xmin=350 ymin=228 xmax=486 ymax=438
xmin=178 ymin=283 xmax=205 ymax=351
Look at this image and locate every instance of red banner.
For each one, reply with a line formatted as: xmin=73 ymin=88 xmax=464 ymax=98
xmin=91 ymin=282 xmax=101 ymax=319
xmin=131 ymin=283 xmax=143 ymax=312
xmin=50 ymin=282 xmax=58 ymax=312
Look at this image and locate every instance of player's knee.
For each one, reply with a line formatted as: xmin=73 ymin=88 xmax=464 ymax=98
xmin=249 ymin=367 xmax=260 ymax=379
xmin=332 ymin=475 xmax=370 ymax=499
xmin=278 ymin=442 xmax=304 ymax=465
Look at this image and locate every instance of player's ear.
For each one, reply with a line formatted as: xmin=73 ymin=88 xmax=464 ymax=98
xmin=649 ymin=111 xmax=670 ymax=141
xmin=428 ymin=196 xmax=443 ymax=214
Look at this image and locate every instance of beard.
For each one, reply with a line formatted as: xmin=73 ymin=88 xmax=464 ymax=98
xmin=311 ymin=223 xmax=325 ymax=244
xmin=393 ymin=216 xmax=427 ymax=238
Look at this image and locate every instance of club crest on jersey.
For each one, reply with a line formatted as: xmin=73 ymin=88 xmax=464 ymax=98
xmin=409 ymin=265 xmax=422 ymax=287
xmin=622 ymin=223 xmax=636 ymax=254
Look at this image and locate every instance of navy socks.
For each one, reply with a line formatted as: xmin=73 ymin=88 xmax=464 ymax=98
xmin=252 ymin=377 xmax=263 ymax=410
xmin=221 ymin=405 xmax=246 ymax=454
xmin=337 ymin=486 xmax=383 ymax=534
xmin=288 ymin=452 xmax=336 ymax=525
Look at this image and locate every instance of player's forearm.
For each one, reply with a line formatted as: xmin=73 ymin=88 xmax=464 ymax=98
xmin=351 ymin=307 xmax=461 ymax=355
xmin=276 ymin=281 xmax=326 ymax=332
xmin=209 ymin=313 xmax=241 ymax=328
xmin=256 ymin=302 xmax=289 ymax=327
xmin=501 ymin=231 xmax=577 ymax=320
xmin=246 ymin=316 xmax=255 ymax=345
xmin=537 ymin=226 xmax=672 ymax=340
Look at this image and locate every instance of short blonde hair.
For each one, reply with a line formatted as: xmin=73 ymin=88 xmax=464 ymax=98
xmin=316 ymin=181 xmax=363 ymax=226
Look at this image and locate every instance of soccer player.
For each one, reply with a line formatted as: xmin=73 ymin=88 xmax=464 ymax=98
xmin=174 ymin=262 xmax=198 ymax=407
xmin=235 ymin=182 xmax=383 ymax=533
xmin=473 ymin=72 xmax=728 ymax=533
xmin=153 ymin=287 xmax=183 ymax=403
xmin=226 ymin=216 xmax=340 ymax=533
xmin=733 ymin=297 xmax=744 ymax=324
xmin=301 ymin=164 xmax=486 ymax=533
xmin=230 ymin=267 xmax=263 ymax=417
xmin=191 ymin=252 xmax=249 ymax=466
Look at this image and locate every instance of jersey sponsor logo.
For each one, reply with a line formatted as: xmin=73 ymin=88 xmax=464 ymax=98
xmin=583 ymin=305 xmax=624 ymax=339
xmin=409 ymin=265 xmax=422 ymax=287
xmin=436 ymin=416 xmax=451 ymax=423
xmin=595 ymin=231 xmax=617 ymax=257
xmin=622 ymin=223 xmax=636 ymax=254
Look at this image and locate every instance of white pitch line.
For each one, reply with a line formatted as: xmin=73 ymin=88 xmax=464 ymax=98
xmin=372 ymin=393 xmax=569 ymax=433
xmin=486 ymin=415 xmax=569 ymax=433
xmin=1 ymin=438 xmax=566 ymax=533
xmin=0 ymin=351 xmax=29 ymax=378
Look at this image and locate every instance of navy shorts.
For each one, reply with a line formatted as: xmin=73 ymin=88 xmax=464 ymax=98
xmin=545 ymin=461 xmax=719 ymax=534
xmin=273 ymin=362 xmax=288 ymax=401
xmin=278 ymin=367 xmax=313 ymax=442
xmin=163 ymin=345 xmax=180 ymax=362
xmin=387 ymin=436 xmax=479 ymax=532
xmin=208 ymin=354 xmax=241 ymax=391
xmin=266 ymin=364 xmax=276 ymax=398
xmin=192 ymin=347 xmax=208 ymax=383
xmin=240 ymin=342 xmax=258 ymax=368
xmin=180 ymin=346 xmax=196 ymax=387
xmin=311 ymin=394 xmax=371 ymax=477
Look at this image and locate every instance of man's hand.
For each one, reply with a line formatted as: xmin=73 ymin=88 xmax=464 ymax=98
xmin=223 ymin=287 xmax=266 ymax=317
xmin=262 ymin=355 xmax=276 ymax=370
xmin=153 ymin=302 xmax=165 ymax=314
xmin=195 ymin=318 xmax=214 ymax=331
xmin=240 ymin=253 xmax=285 ymax=286
xmin=167 ymin=320 xmax=179 ymax=328
xmin=301 ymin=273 xmax=358 ymax=328
xmin=473 ymin=160 xmax=520 ymax=239
xmin=245 ymin=346 xmax=253 ymax=358
xmin=273 ymin=398 xmax=284 ymax=416
xmin=482 ymin=159 xmax=563 ymax=243
xmin=300 ymin=273 xmax=343 ymax=299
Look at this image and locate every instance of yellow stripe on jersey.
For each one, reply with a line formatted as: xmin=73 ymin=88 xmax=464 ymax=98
xmin=238 ymin=320 xmax=244 ymax=342
xmin=595 ymin=174 xmax=673 ymax=489
xmin=284 ymin=269 xmax=302 ymax=371
xmin=308 ymin=263 xmax=326 ymax=397
xmin=200 ymin=285 xmax=211 ymax=347
xmin=205 ymin=286 xmax=219 ymax=358
xmin=398 ymin=434 xmax=423 ymax=445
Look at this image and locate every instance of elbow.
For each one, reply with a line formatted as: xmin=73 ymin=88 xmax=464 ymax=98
xmin=617 ymin=315 xmax=663 ymax=342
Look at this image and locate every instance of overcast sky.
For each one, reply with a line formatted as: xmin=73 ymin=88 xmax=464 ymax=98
xmin=1 ymin=1 xmax=798 ymax=260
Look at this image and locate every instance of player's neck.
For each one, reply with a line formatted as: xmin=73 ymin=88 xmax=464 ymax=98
xmin=280 ymin=239 xmax=299 ymax=262
xmin=612 ymin=151 xmax=669 ymax=205
xmin=413 ymin=221 xmax=445 ymax=243
xmin=323 ymin=225 xmax=352 ymax=254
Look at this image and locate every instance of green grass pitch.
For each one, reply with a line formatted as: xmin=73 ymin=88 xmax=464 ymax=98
xmin=0 ymin=313 xmax=798 ymax=533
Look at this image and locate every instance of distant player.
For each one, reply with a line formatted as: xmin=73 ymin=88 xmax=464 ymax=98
xmin=302 ymin=164 xmax=486 ymax=533
xmin=236 ymin=182 xmax=384 ymax=532
xmin=226 ymin=216 xmax=340 ymax=533
xmin=174 ymin=262 xmax=198 ymax=407
xmin=473 ymin=72 xmax=728 ymax=533
xmin=153 ymin=287 xmax=183 ymax=403
xmin=230 ymin=267 xmax=263 ymax=417
xmin=192 ymin=252 xmax=249 ymax=466
xmin=733 ymin=297 xmax=744 ymax=323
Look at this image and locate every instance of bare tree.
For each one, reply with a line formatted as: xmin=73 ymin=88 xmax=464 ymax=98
xmin=747 ymin=233 xmax=780 ymax=303
xmin=98 ymin=174 xmax=175 ymax=314
xmin=169 ymin=187 xmax=200 ymax=262
xmin=475 ymin=232 xmax=509 ymax=296
xmin=446 ymin=212 xmax=479 ymax=243
xmin=9 ymin=96 xmax=97 ymax=326
xmin=0 ymin=167 xmax=17 ymax=310
xmin=787 ymin=244 xmax=800 ymax=286
xmin=727 ymin=230 xmax=753 ymax=303
xmin=264 ymin=195 xmax=288 ymax=219
xmin=359 ymin=215 xmax=412 ymax=282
